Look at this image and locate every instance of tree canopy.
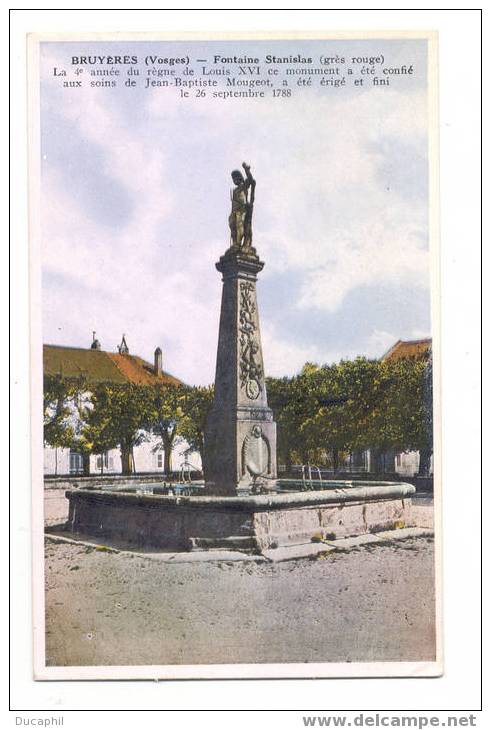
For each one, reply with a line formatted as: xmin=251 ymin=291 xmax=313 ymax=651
xmin=267 ymin=354 xmax=432 ymax=470
xmin=43 ymin=352 xmax=432 ymax=476
xmin=80 ymin=383 xmax=154 ymax=474
xmin=44 ymin=373 xmax=86 ymax=474
xmin=179 ymin=385 xmax=214 ymax=462
xmin=147 ymin=382 xmax=186 ymax=474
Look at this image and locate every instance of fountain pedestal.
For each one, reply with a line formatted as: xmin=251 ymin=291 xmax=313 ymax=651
xmin=204 ymin=246 xmax=277 ymax=496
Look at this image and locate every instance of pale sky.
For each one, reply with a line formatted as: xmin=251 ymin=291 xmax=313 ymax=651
xmin=40 ymin=38 xmax=431 ymax=386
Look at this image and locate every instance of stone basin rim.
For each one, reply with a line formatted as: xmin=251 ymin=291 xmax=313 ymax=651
xmin=66 ymin=482 xmax=415 ymax=510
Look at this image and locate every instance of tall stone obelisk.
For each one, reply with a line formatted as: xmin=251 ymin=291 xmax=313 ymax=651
xmin=204 ymin=164 xmax=277 ymax=495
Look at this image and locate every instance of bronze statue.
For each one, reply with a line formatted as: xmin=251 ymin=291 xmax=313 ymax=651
xmin=229 ymin=162 xmax=255 ymax=249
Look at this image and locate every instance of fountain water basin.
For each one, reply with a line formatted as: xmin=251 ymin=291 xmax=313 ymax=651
xmin=66 ymin=480 xmax=415 ymax=553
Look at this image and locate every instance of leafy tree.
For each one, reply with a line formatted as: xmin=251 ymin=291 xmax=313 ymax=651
xmin=267 ymin=355 xmax=432 ymax=475
xmin=375 ymin=356 xmax=430 ymax=471
xmin=294 ymin=358 xmax=377 ymax=469
xmin=267 ymin=366 xmax=320 ymax=469
xmin=419 ymin=352 xmax=433 ymax=475
xmin=148 ymin=382 xmax=186 ymax=474
xmin=299 ymin=362 xmax=349 ymax=470
xmin=266 ymin=376 xmax=291 ymax=467
xmin=43 ymin=374 xmax=83 ymax=475
xmin=179 ymin=385 xmax=214 ymax=463
xmin=334 ymin=356 xmax=431 ymax=472
xmin=75 ymin=400 xmax=116 ymax=475
xmin=68 ymin=389 xmax=94 ymax=475
xmin=81 ymin=383 xmax=154 ymax=475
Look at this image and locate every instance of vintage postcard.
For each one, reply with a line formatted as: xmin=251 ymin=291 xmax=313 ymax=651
xmin=29 ymin=31 xmax=441 ymax=680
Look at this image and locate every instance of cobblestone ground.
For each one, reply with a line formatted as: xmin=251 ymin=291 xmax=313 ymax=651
xmin=45 ymin=537 xmax=436 ymax=667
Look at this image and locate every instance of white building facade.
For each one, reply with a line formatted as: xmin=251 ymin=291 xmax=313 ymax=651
xmin=43 ymin=436 xmax=202 ymax=477
xmin=43 ymin=340 xmax=203 ymax=478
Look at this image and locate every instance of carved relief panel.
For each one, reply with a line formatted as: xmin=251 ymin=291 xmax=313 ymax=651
xmin=239 ymin=281 xmax=263 ymax=400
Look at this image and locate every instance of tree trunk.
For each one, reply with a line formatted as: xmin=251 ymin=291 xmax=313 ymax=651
xmin=159 ymin=428 xmax=175 ymax=476
xmin=371 ymin=448 xmax=383 ymax=474
xmin=164 ymin=449 xmax=172 ymax=476
xmin=121 ymin=445 xmax=132 ymax=475
xmin=332 ymin=449 xmax=339 ymax=473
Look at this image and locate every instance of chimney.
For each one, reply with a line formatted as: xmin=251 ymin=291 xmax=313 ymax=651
xmin=91 ymin=331 xmax=101 ymax=350
xmin=154 ymin=347 xmax=162 ymax=375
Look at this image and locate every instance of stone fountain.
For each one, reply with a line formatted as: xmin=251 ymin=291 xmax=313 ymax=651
xmin=65 ymin=163 xmax=415 ymax=553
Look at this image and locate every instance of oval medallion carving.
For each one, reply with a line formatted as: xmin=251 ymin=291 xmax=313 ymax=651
xmin=242 ymin=426 xmax=270 ymax=477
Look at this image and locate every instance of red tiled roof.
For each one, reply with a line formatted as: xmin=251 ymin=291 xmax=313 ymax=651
xmin=106 ymin=352 xmax=181 ymax=386
xmin=381 ymin=338 xmax=432 ymax=362
xmin=43 ymin=345 xmax=182 ymax=386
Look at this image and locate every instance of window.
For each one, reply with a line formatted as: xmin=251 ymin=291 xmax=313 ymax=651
xmin=157 ymin=453 xmax=163 ymax=468
xmin=96 ymin=453 xmax=109 ymax=470
xmin=69 ymin=450 xmax=84 ymax=474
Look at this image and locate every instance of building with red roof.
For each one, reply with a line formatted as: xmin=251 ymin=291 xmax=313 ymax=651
xmin=382 ymin=337 xmax=432 ymax=363
xmin=43 ymin=335 xmax=200 ymax=477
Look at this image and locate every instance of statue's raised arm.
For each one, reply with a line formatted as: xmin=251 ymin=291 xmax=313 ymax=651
xmin=242 ymin=162 xmax=255 ymax=190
